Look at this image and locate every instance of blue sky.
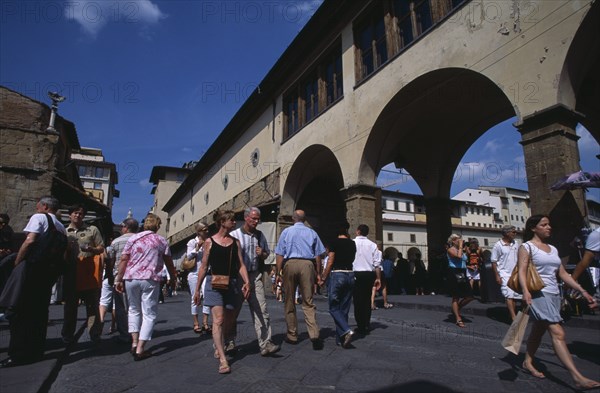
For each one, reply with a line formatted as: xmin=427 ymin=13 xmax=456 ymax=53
xmin=1 ymin=0 xmax=598 ymax=222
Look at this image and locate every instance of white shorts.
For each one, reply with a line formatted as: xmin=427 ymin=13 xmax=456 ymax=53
xmin=99 ymin=278 xmax=114 ymax=308
xmin=466 ymin=268 xmax=480 ymax=280
xmin=500 ymin=276 xmax=523 ymax=299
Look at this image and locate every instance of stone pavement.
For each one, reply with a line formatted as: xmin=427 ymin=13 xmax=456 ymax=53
xmin=1 ymin=293 xmax=598 ymax=393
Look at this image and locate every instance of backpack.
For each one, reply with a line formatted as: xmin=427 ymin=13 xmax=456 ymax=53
xmin=29 ymin=213 xmax=68 ymax=275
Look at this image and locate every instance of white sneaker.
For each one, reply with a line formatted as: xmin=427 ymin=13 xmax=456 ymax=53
xmin=224 ymin=340 xmax=236 ymax=353
xmin=260 ymin=341 xmax=280 ymax=356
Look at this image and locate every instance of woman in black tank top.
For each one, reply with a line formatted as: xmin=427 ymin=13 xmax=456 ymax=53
xmin=192 ymin=210 xmax=250 ymax=375
xmin=207 ymin=237 xmax=239 ymax=278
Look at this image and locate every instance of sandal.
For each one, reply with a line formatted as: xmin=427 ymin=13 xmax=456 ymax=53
xmin=202 ymin=324 xmax=212 ymax=335
xmin=456 ymin=320 xmax=466 ymax=328
xmin=218 ymin=360 xmax=231 ymax=374
xmin=193 ymin=324 xmax=202 ymax=334
xmin=371 ymin=305 xmax=378 ymax=310
xmin=133 ymin=351 xmax=152 ymax=361
xmin=384 ymin=303 xmax=393 ymax=309
xmin=130 ymin=343 xmax=138 ymax=355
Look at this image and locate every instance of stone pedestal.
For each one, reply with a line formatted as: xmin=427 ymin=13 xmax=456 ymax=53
xmin=341 ymin=184 xmax=382 ymax=242
xmin=517 ymin=105 xmax=585 ymax=258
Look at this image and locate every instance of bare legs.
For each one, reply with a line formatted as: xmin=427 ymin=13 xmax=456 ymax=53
xmin=452 ymin=296 xmax=473 ymax=327
xmin=525 ymin=320 xmax=600 ymax=388
xmin=211 ymin=306 xmax=234 ymax=373
xmin=506 ymin=298 xmax=517 ymax=321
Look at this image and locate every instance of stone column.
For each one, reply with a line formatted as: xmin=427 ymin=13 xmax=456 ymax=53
xmin=517 ymin=105 xmax=585 ymax=258
xmin=277 ymin=214 xmax=294 ymax=238
xmin=423 ymin=196 xmax=453 ymax=294
xmin=341 ymin=184 xmax=382 ymax=243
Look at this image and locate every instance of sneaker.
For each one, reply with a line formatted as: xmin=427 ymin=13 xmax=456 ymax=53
xmin=260 ymin=341 xmax=281 ymax=356
xmin=342 ymin=331 xmax=354 ymax=348
xmin=224 ymin=340 xmax=236 ymax=353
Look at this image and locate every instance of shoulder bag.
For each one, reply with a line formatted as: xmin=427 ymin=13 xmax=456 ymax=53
xmin=507 ymin=243 xmax=545 ymax=294
xmin=181 ymin=255 xmax=196 ymax=271
xmin=211 ymin=244 xmax=232 ymax=291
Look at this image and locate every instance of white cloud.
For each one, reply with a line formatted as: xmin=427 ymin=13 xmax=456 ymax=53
xmin=139 ymin=178 xmax=153 ymax=189
xmin=483 ymin=139 xmax=502 ymax=154
xmin=577 ymin=124 xmax=599 ymax=155
xmin=65 ymin=0 xmax=166 ymax=38
xmin=454 ymin=160 xmax=527 ymax=187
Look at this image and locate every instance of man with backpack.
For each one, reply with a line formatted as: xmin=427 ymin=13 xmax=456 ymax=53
xmin=0 ymin=196 xmax=67 ymax=367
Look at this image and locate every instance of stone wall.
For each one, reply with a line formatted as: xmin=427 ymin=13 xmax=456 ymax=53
xmin=0 ymin=87 xmax=59 ymax=229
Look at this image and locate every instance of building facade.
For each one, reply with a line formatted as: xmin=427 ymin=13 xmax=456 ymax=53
xmin=149 ymin=164 xmax=193 ymax=238
xmin=71 ymin=147 xmax=119 ymax=211
xmin=158 ymin=0 xmax=597 ymax=261
xmin=0 ymin=86 xmax=113 ymax=235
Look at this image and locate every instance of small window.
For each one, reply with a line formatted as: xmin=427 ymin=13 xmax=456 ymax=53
xmin=387 ymin=232 xmax=393 ymax=241
xmin=94 ymin=167 xmax=104 ymax=178
xmin=78 ymin=165 xmax=87 ymax=177
xmin=93 ymin=182 xmax=102 ymax=189
xmin=410 ymin=234 xmax=416 ymax=243
xmin=484 ymin=239 xmax=489 ymax=246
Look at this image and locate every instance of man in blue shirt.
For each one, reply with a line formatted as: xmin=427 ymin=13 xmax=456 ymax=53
xmin=275 ymin=210 xmax=325 ymax=350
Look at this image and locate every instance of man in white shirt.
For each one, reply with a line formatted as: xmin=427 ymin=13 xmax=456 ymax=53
xmin=0 ymin=196 xmax=66 ymax=367
xmin=491 ymin=225 xmax=521 ymax=320
xmin=572 ymin=227 xmax=600 ymax=304
xmin=230 ymin=207 xmax=280 ymax=356
xmin=352 ymin=224 xmax=381 ymax=335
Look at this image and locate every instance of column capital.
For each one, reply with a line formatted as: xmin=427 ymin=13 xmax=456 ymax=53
xmin=340 ymin=183 xmax=381 ymax=201
xmin=515 ymin=104 xmax=583 ymax=145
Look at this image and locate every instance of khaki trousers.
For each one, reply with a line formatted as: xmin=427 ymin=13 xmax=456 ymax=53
xmin=282 ymin=259 xmax=319 ymax=341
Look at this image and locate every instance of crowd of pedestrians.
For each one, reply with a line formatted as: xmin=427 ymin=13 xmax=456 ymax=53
xmin=0 ymin=198 xmax=598 ymax=389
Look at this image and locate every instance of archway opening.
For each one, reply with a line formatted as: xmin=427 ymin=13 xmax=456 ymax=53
xmin=280 ymin=145 xmax=346 ymax=243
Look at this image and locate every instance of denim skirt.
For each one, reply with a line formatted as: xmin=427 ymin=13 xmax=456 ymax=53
xmin=203 ymin=276 xmax=241 ymax=310
xmin=529 ymin=291 xmax=562 ymax=323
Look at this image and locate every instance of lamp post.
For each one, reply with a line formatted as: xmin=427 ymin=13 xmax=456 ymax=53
xmin=46 ymin=91 xmax=66 ymax=134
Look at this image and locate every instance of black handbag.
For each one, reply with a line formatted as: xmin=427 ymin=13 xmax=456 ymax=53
xmin=454 ymin=271 xmax=467 ymax=285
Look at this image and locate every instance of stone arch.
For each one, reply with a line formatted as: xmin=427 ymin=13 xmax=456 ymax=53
xmin=359 ymin=67 xmax=516 ymax=198
xmin=358 ymin=67 xmax=516 ymax=264
xmin=558 ymin=1 xmax=600 ymax=142
xmin=280 ymin=144 xmax=346 ymax=242
xmin=383 ymin=246 xmax=399 ymax=261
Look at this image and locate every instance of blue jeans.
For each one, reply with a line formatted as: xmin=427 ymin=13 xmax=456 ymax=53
xmin=328 ymin=271 xmax=354 ymax=343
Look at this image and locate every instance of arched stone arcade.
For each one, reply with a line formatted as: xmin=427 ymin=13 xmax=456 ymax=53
xmin=279 ymin=145 xmax=347 ymax=244
xmin=359 ymin=68 xmax=516 ymax=259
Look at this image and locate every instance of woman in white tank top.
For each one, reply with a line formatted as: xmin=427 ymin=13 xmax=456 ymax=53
xmin=518 ymin=215 xmax=598 ymax=390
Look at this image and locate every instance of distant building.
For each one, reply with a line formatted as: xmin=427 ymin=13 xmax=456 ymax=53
xmin=0 ymin=86 xmax=112 ymax=235
xmin=149 ymin=163 xmax=194 ymax=238
xmin=588 ymin=199 xmax=600 ymax=229
xmin=71 ymin=147 xmax=119 ymax=211
xmin=453 ymin=186 xmax=531 ymax=231
xmin=382 ymin=190 xmax=504 ymax=265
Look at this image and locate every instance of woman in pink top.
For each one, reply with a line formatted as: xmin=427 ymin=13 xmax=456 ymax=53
xmin=115 ymin=213 xmax=177 ymax=361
